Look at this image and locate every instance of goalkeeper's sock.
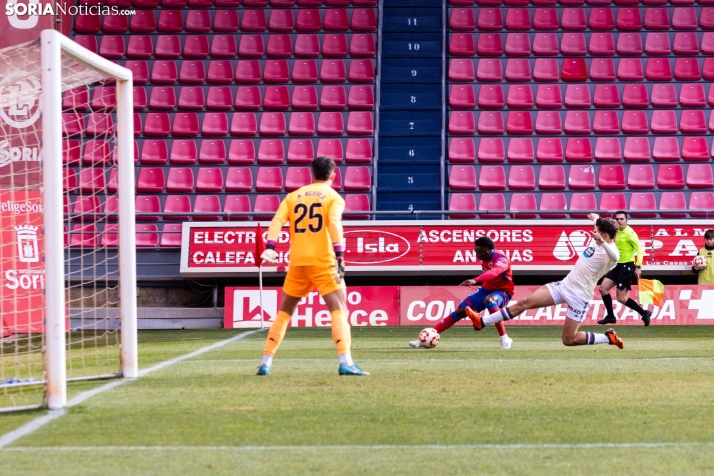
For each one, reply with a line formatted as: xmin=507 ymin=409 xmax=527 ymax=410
xmin=495 ymin=321 xmax=507 ymax=337
xmin=263 ymin=310 xmax=292 ymax=356
xmin=434 ymin=316 xmax=456 ymax=333
xmin=339 ymin=353 xmax=354 ymax=367
xmin=331 ymin=310 xmax=351 ymax=356
xmin=584 ymin=332 xmax=610 ymax=345
xmin=261 ymin=355 xmax=273 ymax=367
xmin=625 ymin=298 xmax=646 ymax=317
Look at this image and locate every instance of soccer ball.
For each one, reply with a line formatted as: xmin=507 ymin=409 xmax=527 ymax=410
xmin=693 ymin=255 xmax=708 ymax=269
xmin=418 ymin=328 xmax=440 ymax=348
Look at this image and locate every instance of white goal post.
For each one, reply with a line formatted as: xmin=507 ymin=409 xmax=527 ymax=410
xmin=41 ymin=29 xmax=137 ymax=410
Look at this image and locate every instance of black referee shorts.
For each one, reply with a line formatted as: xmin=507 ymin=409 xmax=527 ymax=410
xmin=603 ymin=262 xmax=637 ymax=291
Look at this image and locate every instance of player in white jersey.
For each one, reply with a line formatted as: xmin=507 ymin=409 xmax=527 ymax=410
xmin=467 ymin=215 xmax=626 ymax=349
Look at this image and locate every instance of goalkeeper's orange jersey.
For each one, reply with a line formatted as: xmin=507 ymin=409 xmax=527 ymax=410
xmin=267 ymin=182 xmax=345 ymax=267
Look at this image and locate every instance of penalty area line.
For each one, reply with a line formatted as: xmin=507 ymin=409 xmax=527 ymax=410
xmin=0 ymin=328 xmax=266 ymax=450
xmin=2 ymin=442 xmax=712 ymax=451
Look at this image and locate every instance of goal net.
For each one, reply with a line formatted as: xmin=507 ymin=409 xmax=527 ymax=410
xmin=0 ymin=30 xmax=137 ymax=412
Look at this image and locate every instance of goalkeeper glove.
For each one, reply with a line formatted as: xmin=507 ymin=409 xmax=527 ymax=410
xmin=335 ymin=259 xmax=345 ymax=284
xmin=260 ymin=244 xmax=279 ymax=264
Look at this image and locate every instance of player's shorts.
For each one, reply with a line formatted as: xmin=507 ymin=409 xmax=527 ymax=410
xmin=546 ymin=281 xmax=590 ymax=323
xmin=282 ymin=264 xmax=345 ymax=299
xmin=603 ymin=262 xmax=637 ymax=291
xmin=456 ymin=287 xmax=511 ymax=320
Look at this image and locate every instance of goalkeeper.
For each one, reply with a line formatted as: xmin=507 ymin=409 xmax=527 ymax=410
xmin=257 ymin=156 xmax=368 ymax=377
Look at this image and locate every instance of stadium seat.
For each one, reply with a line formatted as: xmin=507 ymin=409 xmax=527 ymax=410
xmin=63 ymin=169 xmax=77 ymax=192
xmin=589 ymin=8 xmax=614 ymax=30
xmin=185 ymin=10 xmax=211 ymax=32
xmin=478 ymin=166 xmax=506 ymax=190
xmin=564 ymin=85 xmax=591 ymax=108
xmin=564 ymin=111 xmax=591 ymax=135
xmin=506 ymin=8 xmax=531 ymax=31
xmin=167 ymin=140 xmax=196 ymax=165
xmin=195 ymin=168 xmax=224 ymax=192
xmin=622 ymin=84 xmax=648 ymax=108
xmin=536 ymin=138 xmax=563 ymax=162
xmin=135 ymin=196 xmax=161 ymax=222
xmin=672 ymin=7 xmax=697 ymax=30
xmin=73 ymin=196 xmax=102 ymax=222
xmin=63 ymin=140 xmax=82 ymax=165
xmin=644 ymin=8 xmax=670 ymax=30
xmin=167 ymin=167 xmax=195 ymax=192
xmin=162 ymin=195 xmax=190 ymax=221
xmin=505 ymin=33 xmax=531 ymax=57
xmin=99 ymin=36 xmax=125 ymax=59
xmin=86 ymin=113 xmax=114 ymax=136
xmin=651 ymin=110 xmax=678 ymax=134
xmin=450 ymin=86 xmax=475 ymax=109
xmin=345 ymin=139 xmax=372 ymax=163
xmin=538 ymin=165 xmax=566 ymax=189
xmin=476 ymin=59 xmax=503 ymax=82
xmin=344 ymin=194 xmax=370 ymax=220
xmin=242 ymin=10 xmax=267 ymax=32
xmin=222 ymin=196 xmax=251 ymax=221
xmin=617 ymin=7 xmax=642 ymax=30
xmin=449 ymin=59 xmax=475 ymax=82
xmin=629 ymin=193 xmax=657 ymax=218
xmin=590 ymin=33 xmax=615 ymax=56
xmin=225 ymin=167 xmax=253 ymax=192
xmin=659 ymin=192 xmax=688 ymax=218
xmin=600 ymin=193 xmax=627 ymax=214
xmin=449 ymin=34 xmax=475 ymax=56
xmin=449 ymin=166 xmax=477 ymax=190
xmin=622 ymin=110 xmax=649 ymax=134
xmin=508 ymin=165 xmax=536 ymax=190
xmin=255 ymin=167 xmax=284 ymax=192
xmin=509 ymin=193 xmax=537 ymax=219
xmin=569 ymin=193 xmax=597 ymax=218
xmin=477 ymin=34 xmax=503 ymax=56
xmin=158 ymin=10 xmax=183 ymax=32
xmin=227 ymin=140 xmax=256 ymax=164
xmin=78 ymin=168 xmax=106 ymax=194
xmin=704 ymin=34 xmax=714 ymax=55
xmin=449 ymin=112 xmax=476 ymax=135
xmin=507 ymin=138 xmax=534 ymax=163
xmin=206 ymin=61 xmax=233 ymax=84
xmin=70 ymin=224 xmax=98 ymax=248
xmin=657 ymin=164 xmax=685 ymax=189
xmin=448 ymin=194 xmax=477 ymax=219
xmin=130 ymin=11 xmax=156 ymax=33
xmin=137 ymin=167 xmax=165 ymax=193
xmin=283 ymin=167 xmax=311 ymax=192
xmin=568 ymin=165 xmax=596 ymax=190
xmin=646 ymin=58 xmax=673 ymax=81
xmin=285 ymin=139 xmax=314 ymax=164
xmin=595 ymin=137 xmax=622 ymax=162
xmin=321 ymin=60 xmax=347 ymax=83
xmin=324 ymin=8 xmax=349 ymax=31
xmin=535 ymin=111 xmax=562 ymax=135
xmin=506 ymin=111 xmax=533 ymax=135
xmin=505 ymin=58 xmax=532 ymax=82
xmin=478 ymin=193 xmax=507 ymax=219
xmin=680 ymin=84 xmax=706 ymax=108
xmin=352 ymin=8 xmax=377 ymax=31
xmin=265 ymin=35 xmax=293 ymax=58
xmin=652 ymin=137 xmax=680 ymax=162
xmin=645 ymin=33 xmax=671 ymax=55
xmin=687 ymin=164 xmax=714 ymax=189
xmin=73 ymin=36 xmax=97 ymax=54
xmin=347 ymin=112 xmax=373 ymax=135
xmin=623 ymin=137 xmax=650 ymax=163
xmin=178 ymin=87 xmax=206 ymax=110
xmin=593 ymin=111 xmax=619 ymax=134
xmin=673 ymin=32 xmax=699 ymax=55
xmin=507 ymin=85 xmax=533 ymax=108
xmin=674 ymin=58 xmax=700 ymax=81
xmin=193 ymin=195 xmax=221 ymax=221
xmin=561 ymin=8 xmax=586 ymax=31
xmin=237 ymin=35 xmax=264 ymax=58
xmin=681 ymin=137 xmax=709 ymax=162
xmin=628 ymin=165 xmax=655 ymax=189
xmin=533 ymin=8 xmax=558 ymax=30
xmin=255 ymin=139 xmax=284 ymax=164
xmin=590 ymin=58 xmax=616 ymax=81
xmin=478 ymin=85 xmax=504 ymax=108
xmin=344 ymin=166 xmax=371 ymax=191
xmin=350 ymin=35 xmax=376 ymax=57
xmin=154 ymin=35 xmax=180 ymax=59
xmin=533 ymin=33 xmax=559 ymax=55
xmin=63 ymin=88 xmax=89 ymax=112
xmin=565 ymin=138 xmax=592 ymax=162
xmin=451 ymin=8 xmax=476 ymax=31
xmin=618 ymin=59 xmax=644 ymax=81
xmin=478 ymin=111 xmax=504 ymax=135
xmin=254 ymin=194 xmax=281 ymax=220
xmin=539 ymin=193 xmax=568 ymax=218
xmin=323 ymin=34 xmax=348 ymax=58
xmin=315 ymin=112 xmax=343 ymax=135
xmin=449 ymin=138 xmax=476 ymax=163
xmin=83 ymin=140 xmax=112 ymax=165
xmin=533 ymin=58 xmax=559 ymax=81
xmin=561 ymin=33 xmax=586 ymax=56
xmin=317 ymin=139 xmax=344 ymax=163
xmin=689 ymin=192 xmax=714 ymax=218
xmin=651 ymin=84 xmax=678 ymax=107
xmin=680 ymin=110 xmax=706 ymax=134
xmin=475 ymin=138 xmax=505 ymax=163
xmin=478 ymin=9 xmax=503 ymax=31
xmin=535 ymin=85 xmax=562 ymax=108
xmin=294 ymin=34 xmax=320 ymax=58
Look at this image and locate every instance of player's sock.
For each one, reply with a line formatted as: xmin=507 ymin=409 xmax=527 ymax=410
xmin=483 ymin=307 xmax=512 ymax=326
xmin=339 ymin=353 xmax=354 ymax=367
xmin=263 ymin=311 xmax=292 ymax=356
xmin=434 ymin=316 xmax=456 ymax=333
xmin=584 ymin=332 xmax=610 ymax=345
xmin=261 ymin=355 xmax=273 ymax=367
xmin=625 ymin=298 xmax=646 ymax=317
xmin=495 ymin=321 xmax=507 ymax=337
xmin=331 ymin=310 xmax=352 ymax=356
xmin=601 ymin=293 xmax=616 ymax=318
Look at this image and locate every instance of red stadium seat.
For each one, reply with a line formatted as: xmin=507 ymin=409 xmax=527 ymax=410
xmin=476 ymin=59 xmax=503 ymax=82
xmin=63 ymin=88 xmax=89 ymax=112
xmin=478 ymin=193 xmax=507 ymax=219
xmin=347 ymin=112 xmax=373 ymax=135
xmin=561 ymin=8 xmax=586 ymax=31
xmin=318 ymin=112 xmax=345 ymax=135
xmin=448 ymin=194 xmax=477 ymax=219
xmin=70 ymin=224 xmax=98 ymax=248
xmin=320 ymin=86 xmax=347 ymax=110
xmin=158 ymin=10 xmax=183 ymax=32
xmin=478 ymin=138 xmax=505 ymax=163
xmin=199 ymin=140 xmax=226 ymax=164
xmin=86 ymin=113 xmax=114 ymax=136
xmin=590 ymin=33 xmax=615 ymax=56
xmin=262 ymin=86 xmax=290 ymax=111
xmin=682 ymin=137 xmax=709 ymax=162
xmin=594 ymin=137 xmax=622 ymax=162
xmin=507 ymin=138 xmax=534 ymax=163
xmin=628 ymin=164 xmax=655 ymax=189
xmin=257 ymin=139 xmax=285 ymax=164
xmin=568 ymin=165 xmax=596 ymax=190
xmin=535 ymin=85 xmax=562 ymax=108
xmin=509 ymin=193 xmax=537 ymax=219
xmin=600 ymin=193 xmax=627 ymax=214
xmin=83 ymin=140 xmax=112 ymax=165
xmin=506 ymin=111 xmax=533 ymax=135
xmin=680 ymin=84 xmax=706 ymax=108
xmin=286 ymin=139 xmax=314 ymax=164
xmin=296 ymin=9 xmax=322 ymax=32
xmin=704 ymin=33 xmax=714 ymax=55
xmin=507 ymin=85 xmax=533 ymax=108
xmin=222 ymin=196 xmax=251 ymax=221
xmin=674 ymin=58 xmax=701 ymax=81
xmin=533 ymin=33 xmax=558 ymax=55
xmin=673 ymin=7 xmax=697 ymax=30
xmin=201 ymin=113 xmax=228 ymax=136
xmin=185 ymin=11 xmax=210 ymax=32
xmin=690 ymin=192 xmax=714 ymax=218
xmin=590 ymin=58 xmax=616 ymax=81
xmin=539 ymin=193 xmax=568 ymax=218
xmin=172 ymin=113 xmax=199 ymax=137
xmin=533 ymin=58 xmax=559 ymax=81
xmin=646 ymin=58 xmax=673 ymax=81
xmin=344 ymin=194 xmax=370 ymax=220
xmin=645 ymin=8 xmax=669 ymax=30
xmin=673 ymin=32 xmax=699 ymax=55
xmin=623 ymin=137 xmax=650 ymax=163
xmin=478 ymin=166 xmax=506 ymax=190
xmin=344 ymin=166 xmax=371 ymax=191
xmin=321 ymin=60 xmax=347 ymax=83
xmin=350 ymin=35 xmax=376 ymax=57
xmin=268 ymin=10 xmax=295 ymax=32
xmin=651 ymin=110 xmax=678 ymax=134
xmin=345 ymin=139 xmax=372 ymax=163
xmin=134 ymin=196 xmax=161 ymax=222
xmin=622 ymin=84 xmax=648 ymax=108
xmin=450 ymin=85 xmax=475 ymax=109
xmin=78 ymin=168 xmax=106 ymax=193
xmin=653 ymin=137 xmax=680 ymax=162
xmin=449 ymin=59 xmax=475 ymax=82
xmin=294 ymin=34 xmax=320 ymax=58
xmin=352 ymin=9 xmax=377 ymax=32
xmin=63 ymin=169 xmax=77 ymax=192
xmin=533 ymin=8 xmax=558 ymax=30
xmin=449 ymin=138 xmax=476 ymax=163
xmin=622 ymin=110 xmax=649 ymax=134
xmin=617 ymin=8 xmax=642 ymax=30
xmin=508 ymin=165 xmax=536 ymax=190
xmin=535 ymin=111 xmax=562 ymax=134
xmin=253 ymin=195 xmax=281 ymax=220
xmin=196 ymin=167 xmax=224 ymax=192
xmin=263 ymin=60 xmax=290 ymax=83
xmin=657 ymin=164 xmax=685 ymax=189
xmin=292 ymin=60 xmax=318 ymax=83
xmin=289 ymin=112 xmax=316 ymax=136
xmin=324 ymin=8 xmax=349 ymax=31
xmin=598 ymin=165 xmax=625 ymax=190
xmin=449 ymin=34 xmax=475 ymax=56
xmin=73 ymin=36 xmax=97 ymax=54
xmin=449 ymin=166 xmax=477 ymax=190
xmin=228 ymin=140 xmax=256 ymax=164
xmin=538 ymin=165 xmax=566 ymax=189
xmin=561 ymin=33 xmax=586 ymax=56
xmin=205 ymin=87 xmax=232 ymax=111
xmin=659 ymin=192 xmax=688 ymax=218
xmin=451 ymin=8 xmax=476 ymax=31
xmin=449 ymin=111 xmax=476 ymax=135
xmin=589 ymin=8 xmax=614 ymax=30
xmin=569 ymin=193 xmax=597 ymax=218
xmin=680 ymin=110 xmax=706 ymax=134
xmin=130 ymin=11 xmax=156 ymax=33
xmin=506 ymin=8 xmax=531 ymax=30
xmin=564 ymin=85 xmax=591 ymax=108
xmin=137 ymin=167 xmax=165 ymax=192
xmin=687 ymin=164 xmax=714 ymax=189
xmin=629 ymin=193 xmax=657 ymax=218
xmin=478 ymin=9 xmax=503 ymax=31
xmin=477 ymin=34 xmax=503 ymax=56
xmin=593 ymin=111 xmax=620 ymax=134
xmin=505 ymin=58 xmax=532 ymax=81
xmin=478 ymin=111 xmax=504 ymax=135
xmin=651 ymin=84 xmax=678 ymax=107
xmin=323 ymin=34 xmax=348 ymax=58
xmin=170 ymin=140 xmax=198 ymax=164
xmin=505 ymin=33 xmax=531 ymax=56
xmin=225 ymin=167 xmax=254 ymax=192
xmin=166 ymin=167 xmax=195 ymax=192
xmin=293 ymin=86 xmax=319 ymax=110
xmin=63 ymin=140 xmax=81 ymax=165
xmin=536 ymin=138 xmax=563 ymax=163
xmin=256 ymin=167 xmax=284 ymax=192
xmin=317 ymin=139 xmax=344 ymax=163
xmin=564 ymin=111 xmax=591 ymax=135
xmin=565 ymin=138 xmax=592 ymax=162
xmin=192 ymin=195 xmax=221 ymax=221
xmin=478 ymin=85 xmax=504 ymax=108
xmin=645 ymin=33 xmax=671 ymax=55
xmin=98 ymin=36 xmax=125 ymax=59
xmin=618 ymin=59 xmax=644 ymax=81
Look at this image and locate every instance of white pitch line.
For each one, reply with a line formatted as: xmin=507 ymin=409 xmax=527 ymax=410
xmin=0 ymin=329 xmax=265 ymax=449
xmin=2 ymin=442 xmax=712 ymax=452
xmin=182 ymin=357 xmax=711 ymax=363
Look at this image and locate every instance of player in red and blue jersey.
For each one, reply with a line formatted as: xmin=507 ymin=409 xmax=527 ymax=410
xmin=409 ymin=236 xmax=514 ymax=349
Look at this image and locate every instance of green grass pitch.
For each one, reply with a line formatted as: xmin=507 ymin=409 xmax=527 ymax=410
xmin=2 ymin=326 xmax=714 ymax=475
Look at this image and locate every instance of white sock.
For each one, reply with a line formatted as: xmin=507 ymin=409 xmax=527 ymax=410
xmin=593 ymin=333 xmax=609 ymax=345
xmin=261 ymin=355 xmax=273 ymax=366
xmin=339 ymin=353 xmax=354 ymax=366
xmin=483 ymin=309 xmax=507 ymax=326
xmin=500 ymin=334 xmax=510 ymax=340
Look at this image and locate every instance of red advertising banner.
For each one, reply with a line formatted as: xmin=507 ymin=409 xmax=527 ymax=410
xmin=401 ymin=285 xmax=714 ymax=326
xmin=0 ymin=190 xmax=45 ymax=336
xmin=224 ymin=286 xmax=400 ymax=328
xmin=182 ymin=221 xmax=714 ymax=276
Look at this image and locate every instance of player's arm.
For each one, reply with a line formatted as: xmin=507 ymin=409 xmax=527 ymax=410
xmin=261 ymin=199 xmax=290 ymax=264
xmin=474 ymin=257 xmax=509 ymax=284
xmin=328 ymin=197 xmax=346 ymax=282
xmin=602 ymin=241 xmax=620 ymax=262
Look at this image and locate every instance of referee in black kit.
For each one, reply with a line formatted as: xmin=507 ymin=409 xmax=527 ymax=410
xmin=589 ymin=212 xmax=652 ymax=326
